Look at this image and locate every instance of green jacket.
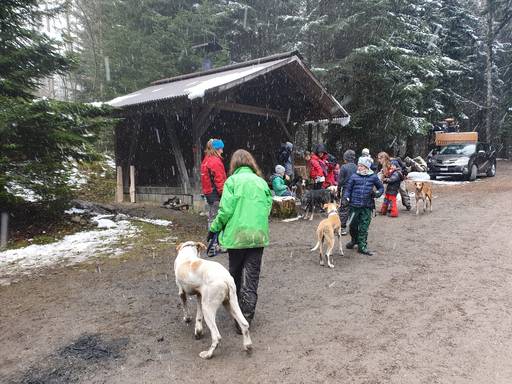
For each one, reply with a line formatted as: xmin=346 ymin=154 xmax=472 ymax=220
xmin=210 ymin=166 xmax=273 ymax=249
xmin=272 ymin=174 xmax=287 ymax=196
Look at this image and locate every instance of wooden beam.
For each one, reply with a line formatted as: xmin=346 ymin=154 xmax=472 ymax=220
xmin=128 ymin=114 xmax=142 ymax=166
xmin=214 ymin=101 xmax=287 ymax=119
xmin=163 ymin=114 xmax=191 ymax=191
xmin=191 ymin=105 xmax=219 ymax=181
xmin=277 ymin=117 xmax=293 ymax=142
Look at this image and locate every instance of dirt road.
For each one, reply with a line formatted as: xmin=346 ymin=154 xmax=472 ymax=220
xmin=1 ymin=160 xmax=512 ymax=383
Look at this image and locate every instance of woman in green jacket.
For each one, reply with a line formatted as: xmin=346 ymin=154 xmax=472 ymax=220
xmin=208 ymin=149 xmax=273 ymax=330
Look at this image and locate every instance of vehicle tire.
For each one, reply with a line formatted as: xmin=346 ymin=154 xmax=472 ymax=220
xmin=486 ymin=162 xmax=496 ymax=177
xmin=429 ymin=174 xmax=437 ymax=180
xmin=469 ymin=164 xmax=478 ymax=181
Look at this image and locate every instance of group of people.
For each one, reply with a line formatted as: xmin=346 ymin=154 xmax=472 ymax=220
xmin=305 ymin=144 xmax=412 ymax=255
xmin=199 ymin=137 xmax=412 ymax=333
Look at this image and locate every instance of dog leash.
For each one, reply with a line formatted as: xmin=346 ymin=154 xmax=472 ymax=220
xmin=206 ymin=232 xmax=221 ymax=258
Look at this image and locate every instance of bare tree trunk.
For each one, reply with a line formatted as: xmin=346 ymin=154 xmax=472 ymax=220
xmin=485 ymin=8 xmax=494 ymax=143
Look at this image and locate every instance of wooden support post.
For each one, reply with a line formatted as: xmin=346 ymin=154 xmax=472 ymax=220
xmin=192 ymin=105 xmax=219 ymax=182
xmin=116 ymin=166 xmax=124 ymax=203
xmin=163 ymin=114 xmax=191 ymax=191
xmin=130 ymin=165 xmax=136 ymax=203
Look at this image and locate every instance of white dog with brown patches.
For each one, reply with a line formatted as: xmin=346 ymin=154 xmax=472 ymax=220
xmin=174 ymin=241 xmax=252 ymax=359
xmin=310 ymin=203 xmax=344 ymax=268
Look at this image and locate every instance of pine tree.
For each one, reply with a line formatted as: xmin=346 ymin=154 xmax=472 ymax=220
xmin=0 ymin=0 xmax=117 ymax=209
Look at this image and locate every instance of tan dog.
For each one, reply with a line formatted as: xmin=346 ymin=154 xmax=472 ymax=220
xmin=174 ymin=241 xmax=252 ymax=359
xmin=310 ymin=203 xmax=344 ymax=268
xmin=413 ymin=181 xmax=433 ymax=215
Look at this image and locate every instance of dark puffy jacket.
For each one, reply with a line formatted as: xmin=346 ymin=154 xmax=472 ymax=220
xmin=383 ymin=169 xmax=403 ymax=196
xmin=337 ymin=162 xmax=358 ymax=189
xmin=343 ymin=173 xmax=384 ymax=208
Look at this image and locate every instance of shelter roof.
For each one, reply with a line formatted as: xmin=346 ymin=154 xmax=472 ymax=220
xmin=107 ymin=51 xmax=349 ymax=123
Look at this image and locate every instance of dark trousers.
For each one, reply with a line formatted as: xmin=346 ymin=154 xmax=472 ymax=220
xmin=338 ymin=187 xmax=349 ymax=228
xmin=228 ymin=247 xmax=264 ymax=321
xmin=349 ymin=206 xmax=372 ymax=250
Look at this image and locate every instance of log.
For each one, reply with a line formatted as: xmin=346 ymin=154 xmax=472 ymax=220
xmin=270 ymin=197 xmax=297 ymax=219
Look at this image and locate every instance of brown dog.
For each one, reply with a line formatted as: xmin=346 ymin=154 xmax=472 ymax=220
xmin=413 ymin=181 xmax=433 ymax=215
xmin=175 ymin=241 xmax=252 ymax=359
xmin=310 ymin=203 xmax=344 ymax=268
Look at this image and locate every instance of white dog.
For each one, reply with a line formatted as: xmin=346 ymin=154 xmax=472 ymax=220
xmin=174 ymin=241 xmax=252 ymax=359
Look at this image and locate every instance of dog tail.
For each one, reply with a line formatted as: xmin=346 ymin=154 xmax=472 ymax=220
xmin=310 ymin=241 xmax=320 ymax=252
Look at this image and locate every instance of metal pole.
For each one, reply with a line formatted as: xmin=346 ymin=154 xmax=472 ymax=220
xmin=1 ymin=212 xmax=8 ymax=249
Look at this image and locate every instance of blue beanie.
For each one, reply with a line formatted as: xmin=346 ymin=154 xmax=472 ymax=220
xmin=211 ymin=139 xmax=224 ymax=150
xmin=391 ymin=160 xmax=399 ymax=167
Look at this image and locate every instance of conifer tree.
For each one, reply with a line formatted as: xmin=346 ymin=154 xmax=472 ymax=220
xmin=0 ymin=0 xmax=117 ymax=208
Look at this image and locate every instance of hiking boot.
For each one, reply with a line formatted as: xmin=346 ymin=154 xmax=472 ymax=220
xmin=387 ymin=214 xmax=398 ymax=218
xmin=406 ymin=205 xmax=412 ymax=211
xmin=346 ymin=242 xmax=355 ymax=249
xmin=340 ymin=227 xmax=347 ymax=235
xmin=357 ymin=248 xmax=373 ymax=256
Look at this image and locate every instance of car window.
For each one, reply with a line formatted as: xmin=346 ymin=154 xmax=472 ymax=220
xmin=439 ymin=143 xmax=476 ymax=155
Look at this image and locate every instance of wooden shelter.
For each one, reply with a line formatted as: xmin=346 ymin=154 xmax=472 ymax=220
xmin=108 ymin=51 xmax=349 ymax=208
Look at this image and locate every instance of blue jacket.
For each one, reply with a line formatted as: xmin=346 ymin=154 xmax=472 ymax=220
xmin=343 ymin=173 xmax=384 ymax=208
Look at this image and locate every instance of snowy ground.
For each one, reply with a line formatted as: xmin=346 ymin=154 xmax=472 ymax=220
xmin=0 ymin=210 xmax=172 ymax=281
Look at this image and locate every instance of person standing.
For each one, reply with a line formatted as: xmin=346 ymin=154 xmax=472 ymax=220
xmin=361 ymin=148 xmax=377 ymax=171
xmin=342 ymin=156 xmax=384 ymax=255
xmin=309 ymin=145 xmax=327 ymax=190
xmin=280 ymin=142 xmax=294 ymax=179
xmin=336 ymin=150 xmax=358 ymax=235
xmin=208 ymin=149 xmax=273 ymax=331
xmin=201 ymin=139 xmax=226 ymax=230
xmin=379 ymin=160 xmax=403 ymax=217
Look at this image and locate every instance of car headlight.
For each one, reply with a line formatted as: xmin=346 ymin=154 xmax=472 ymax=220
xmin=453 ymin=157 xmax=470 ymax=165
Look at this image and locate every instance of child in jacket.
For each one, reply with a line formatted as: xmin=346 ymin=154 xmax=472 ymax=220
xmin=380 ymin=160 xmax=403 ymax=217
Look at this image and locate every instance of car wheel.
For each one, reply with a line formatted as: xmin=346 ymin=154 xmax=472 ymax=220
xmin=469 ymin=164 xmax=478 ymax=181
xmin=486 ymin=162 xmax=496 ymax=177
xmin=429 ymin=174 xmax=437 ymax=180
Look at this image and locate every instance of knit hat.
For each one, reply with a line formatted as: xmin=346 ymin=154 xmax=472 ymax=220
xmin=343 ymin=149 xmax=356 ymax=162
xmin=362 ymin=148 xmax=370 ymax=156
xmin=275 ymin=165 xmax=286 ymax=174
xmin=390 ymin=160 xmax=400 ymax=167
xmin=211 ymin=139 xmax=224 ymax=150
xmin=358 ymin=156 xmax=372 ymax=169
xmin=285 ymin=142 xmax=293 ymax=149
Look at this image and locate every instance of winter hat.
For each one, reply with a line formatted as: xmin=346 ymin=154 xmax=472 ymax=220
xmin=211 ymin=139 xmax=224 ymax=150
xmin=285 ymin=142 xmax=293 ymax=149
xmin=343 ymin=149 xmax=356 ymax=162
xmin=316 ymin=144 xmax=327 ymax=154
xmin=362 ymin=148 xmax=370 ymax=156
xmin=390 ymin=160 xmax=400 ymax=167
xmin=275 ymin=165 xmax=286 ymax=174
xmin=358 ymin=156 xmax=372 ymax=169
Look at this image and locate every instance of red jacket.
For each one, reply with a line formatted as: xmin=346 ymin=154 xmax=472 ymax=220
xmin=201 ymin=155 xmax=226 ymax=196
xmin=309 ymin=154 xmax=327 ymax=180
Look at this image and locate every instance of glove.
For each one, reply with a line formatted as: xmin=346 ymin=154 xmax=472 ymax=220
xmin=371 ymin=190 xmax=381 ymax=199
xmin=206 ymin=230 xmax=215 ymax=242
xmin=315 ymin=176 xmax=325 ymax=183
xmin=341 ymin=197 xmax=350 ymax=207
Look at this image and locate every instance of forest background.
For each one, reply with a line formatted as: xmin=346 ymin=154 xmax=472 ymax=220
xmin=52 ymin=0 xmax=512 ymax=156
xmin=1 ymin=0 xmax=512 ymax=217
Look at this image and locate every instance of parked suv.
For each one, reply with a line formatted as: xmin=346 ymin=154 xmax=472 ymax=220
xmin=427 ymin=142 xmax=496 ymax=181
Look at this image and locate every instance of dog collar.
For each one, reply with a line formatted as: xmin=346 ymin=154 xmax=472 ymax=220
xmin=328 ymin=209 xmax=338 ymax=216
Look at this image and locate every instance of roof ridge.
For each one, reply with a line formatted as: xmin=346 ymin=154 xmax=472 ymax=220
xmin=151 ymin=51 xmax=302 ymax=86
